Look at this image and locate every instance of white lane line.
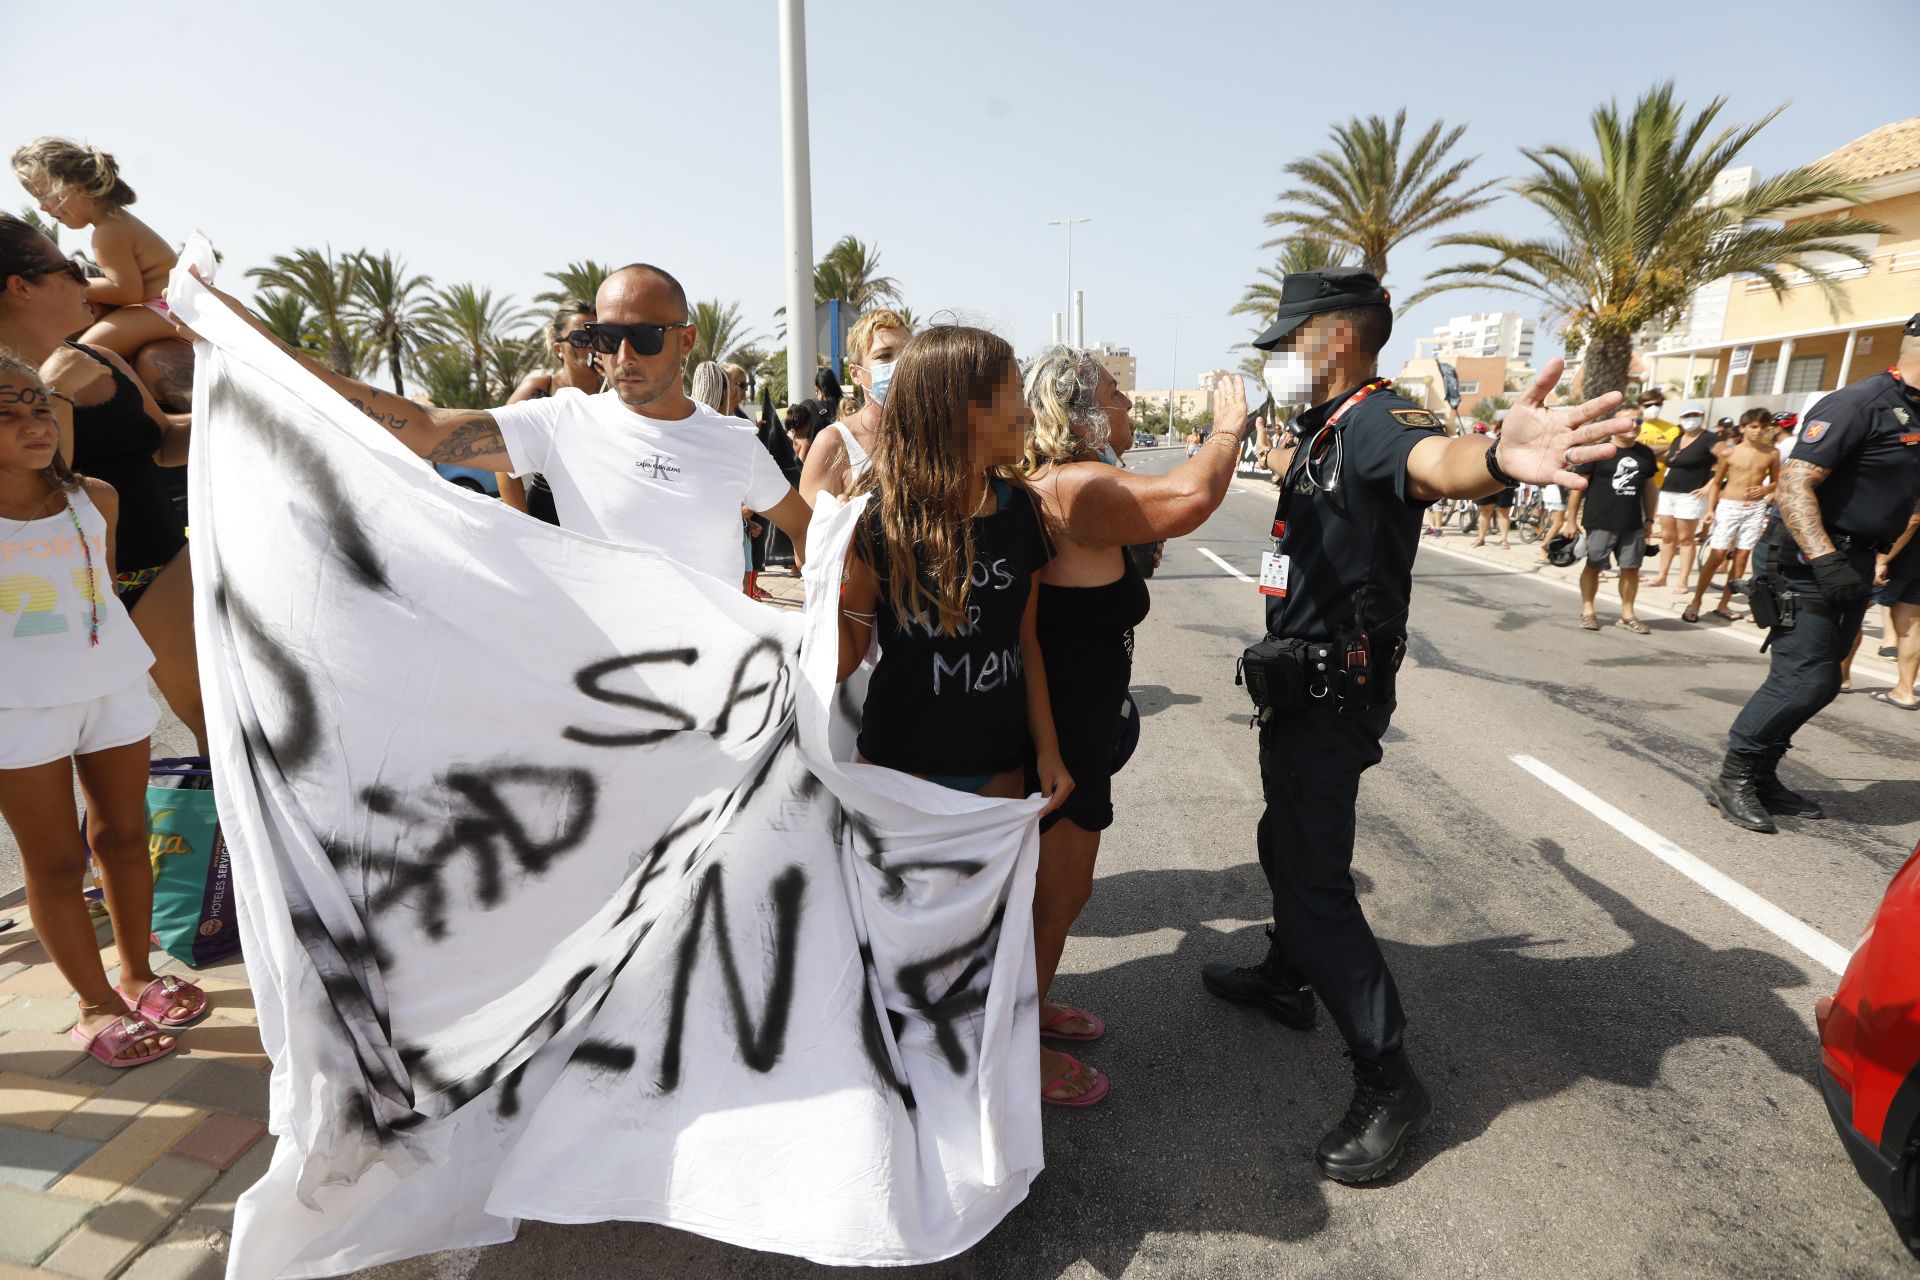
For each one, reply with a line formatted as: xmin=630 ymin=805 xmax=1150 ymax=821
xmin=1510 ymin=754 xmax=1852 ymax=976
xmin=1197 ymin=547 xmax=1254 ymax=583
xmin=1418 ymin=539 xmax=1902 ymax=682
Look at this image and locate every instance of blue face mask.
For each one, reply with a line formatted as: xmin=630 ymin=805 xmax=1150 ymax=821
xmin=864 ymin=360 xmax=895 ymax=406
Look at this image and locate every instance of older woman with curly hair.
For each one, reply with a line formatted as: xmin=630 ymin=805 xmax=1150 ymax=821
xmin=1018 ymin=346 xmax=1249 ymax=1104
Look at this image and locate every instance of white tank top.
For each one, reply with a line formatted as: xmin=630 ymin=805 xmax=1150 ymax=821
xmin=0 ymin=488 xmax=156 ymax=709
xmin=827 ymin=421 xmax=873 ymax=483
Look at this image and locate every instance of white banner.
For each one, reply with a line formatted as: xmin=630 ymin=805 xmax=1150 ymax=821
xmin=168 ymin=250 xmax=1043 ymax=1279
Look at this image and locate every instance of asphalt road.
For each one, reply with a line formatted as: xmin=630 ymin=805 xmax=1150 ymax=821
xmin=9 ymin=449 xmax=1916 ymax=1276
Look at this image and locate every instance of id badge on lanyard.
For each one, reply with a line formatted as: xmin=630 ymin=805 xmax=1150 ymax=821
xmin=1262 ymin=379 xmax=1389 ymax=601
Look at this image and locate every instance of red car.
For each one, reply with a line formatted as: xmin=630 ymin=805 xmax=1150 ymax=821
xmin=1818 ymin=836 xmax=1920 ymax=1259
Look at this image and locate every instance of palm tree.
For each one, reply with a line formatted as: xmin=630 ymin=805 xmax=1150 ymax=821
xmin=1469 ymin=394 xmax=1514 ymax=420
xmin=427 ymin=283 xmax=536 ymax=402
xmin=1263 ymin=110 xmax=1499 ymax=284
xmin=410 ymin=343 xmax=485 ymax=410
xmin=247 ymin=248 xmax=364 ymax=375
xmin=349 ymin=252 xmax=437 ymax=394
xmin=688 ymin=298 xmax=755 ymax=370
xmin=255 ymin=291 xmax=316 ymax=353
xmin=535 ymin=260 xmax=613 ymax=308
xmin=893 ymin=305 xmax=920 ymax=331
xmin=485 ymin=331 xmax=548 ymax=400
xmin=1408 ymin=84 xmax=1891 ymax=398
xmin=1231 ymin=238 xmax=1354 ymax=327
xmin=730 ymin=345 xmax=769 ymax=382
xmin=19 ymin=208 xmax=59 ymax=248
xmin=817 ymin=236 xmax=903 ymax=310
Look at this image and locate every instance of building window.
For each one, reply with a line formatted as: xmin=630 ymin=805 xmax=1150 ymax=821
xmin=1459 ymin=381 xmax=1480 ymax=395
xmin=1745 ymin=358 xmax=1777 ymax=391
xmin=1784 ymin=355 xmax=1826 ymax=393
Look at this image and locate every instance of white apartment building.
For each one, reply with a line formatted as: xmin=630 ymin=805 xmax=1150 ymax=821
xmin=1413 ymin=312 xmax=1537 ymax=362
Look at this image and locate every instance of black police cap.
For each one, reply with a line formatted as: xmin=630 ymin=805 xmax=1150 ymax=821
xmin=1252 ymin=268 xmax=1392 ymax=350
xmin=1906 ymin=312 xmax=1920 ymax=337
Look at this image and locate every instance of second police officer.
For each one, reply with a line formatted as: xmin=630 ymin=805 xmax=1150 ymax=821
xmin=1709 ymin=312 xmax=1920 ymax=832
xmin=1199 ymin=268 xmax=1639 ymax=1183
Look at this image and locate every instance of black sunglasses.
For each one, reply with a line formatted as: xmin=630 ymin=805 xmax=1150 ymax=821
xmin=20 ymin=259 xmax=86 ymax=287
xmin=567 ymin=321 xmax=692 ymax=357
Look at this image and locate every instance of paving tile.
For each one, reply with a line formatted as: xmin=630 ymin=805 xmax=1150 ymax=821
xmin=0 ymin=1181 xmax=94 ymax=1264
xmin=0 ymin=936 xmax=48 ymax=966
xmin=0 ymin=994 xmax=81 ymax=1033
xmin=175 ymin=1136 xmax=272 ymax=1239
xmin=175 ymin=1023 xmax=267 ymax=1069
xmin=41 ymin=1155 xmax=218 ymax=1280
xmin=0 ymin=963 xmax=82 ymax=996
xmin=59 ymin=1043 xmax=201 ymax=1097
xmin=170 ymin=1112 xmax=266 ymax=1171
xmin=0 ymin=962 xmax=23 ymax=986
xmin=165 ymin=1061 xmax=268 ymax=1123
xmin=0 ymin=1028 xmax=89 ymax=1078
xmin=0 ymin=1124 xmax=101 ymax=1191
xmin=0 ymin=1261 xmax=60 ymax=1280
xmin=48 ymin=1101 xmax=206 ymax=1202
xmin=0 ymin=1070 xmax=97 ymax=1131
xmin=119 ymin=1234 xmax=226 ymax=1280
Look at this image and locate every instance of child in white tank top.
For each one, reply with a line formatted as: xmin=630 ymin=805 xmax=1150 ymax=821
xmin=0 ymin=356 xmax=205 ymax=1069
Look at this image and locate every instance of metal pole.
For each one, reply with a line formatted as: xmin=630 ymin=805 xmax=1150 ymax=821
xmin=1073 ymin=290 xmax=1085 ymax=349
xmin=1048 ymin=217 xmax=1090 ymax=347
xmin=779 ymin=0 xmax=816 ymax=406
xmin=1168 ymin=315 xmax=1182 ymax=439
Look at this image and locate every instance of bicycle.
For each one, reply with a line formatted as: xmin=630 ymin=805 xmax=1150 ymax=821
xmin=1512 ymin=485 xmax=1547 ymax=542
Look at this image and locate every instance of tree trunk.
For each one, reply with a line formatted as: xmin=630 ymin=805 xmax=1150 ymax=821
xmin=472 ymin=346 xmax=487 ymax=405
xmin=1581 ymin=329 xmax=1633 ymax=400
xmin=328 ymin=323 xmax=352 ymax=377
xmin=390 ymin=338 xmax=405 ymax=395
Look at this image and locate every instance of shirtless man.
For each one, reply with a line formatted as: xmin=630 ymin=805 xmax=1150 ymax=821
xmin=1684 ymin=409 xmax=1780 ymax=623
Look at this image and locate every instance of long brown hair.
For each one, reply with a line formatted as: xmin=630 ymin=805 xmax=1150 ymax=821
xmin=855 ymin=324 xmax=1018 ymax=636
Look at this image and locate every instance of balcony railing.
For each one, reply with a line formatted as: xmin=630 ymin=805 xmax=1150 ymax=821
xmin=1740 ymin=247 xmax=1918 ymax=292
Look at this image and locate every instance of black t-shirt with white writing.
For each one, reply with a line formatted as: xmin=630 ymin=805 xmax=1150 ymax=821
xmin=857 ymin=481 xmax=1053 ymax=777
xmin=1572 ymin=443 xmax=1658 ymax=532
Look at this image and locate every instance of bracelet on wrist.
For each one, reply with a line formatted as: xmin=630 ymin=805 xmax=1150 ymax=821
xmin=1484 ymin=440 xmax=1518 ymax=488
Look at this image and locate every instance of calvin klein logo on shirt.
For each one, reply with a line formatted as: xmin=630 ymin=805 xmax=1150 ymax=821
xmin=635 ymin=455 xmax=682 ymax=481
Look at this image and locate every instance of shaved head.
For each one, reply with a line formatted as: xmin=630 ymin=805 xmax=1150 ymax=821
xmin=599 ymin=263 xmax=687 ymax=318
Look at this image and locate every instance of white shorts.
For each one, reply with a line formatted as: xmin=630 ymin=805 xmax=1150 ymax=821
xmin=0 ymin=680 xmax=159 ymax=770
xmin=1657 ymin=490 xmax=1708 ymax=521
xmin=1543 ymin=485 xmax=1566 ymax=511
xmin=1708 ymin=499 xmax=1769 ymax=552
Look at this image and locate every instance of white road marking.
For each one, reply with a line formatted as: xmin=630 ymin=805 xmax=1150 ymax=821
xmin=1510 ymin=754 xmax=1852 ymax=976
xmin=1414 ymin=539 xmax=1901 ymax=684
xmin=1197 ymin=547 xmax=1254 ymax=583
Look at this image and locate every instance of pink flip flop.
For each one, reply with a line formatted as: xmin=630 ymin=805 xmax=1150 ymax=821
xmin=69 ymin=1013 xmax=176 ymax=1069
xmin=1040 ymin=1004 xmax=1105 ymax=1042
xmin=1041 ymin=1053 xmax=1109 ymax=1108
xmin=128 ymin=975 xmax=209 ymax=1028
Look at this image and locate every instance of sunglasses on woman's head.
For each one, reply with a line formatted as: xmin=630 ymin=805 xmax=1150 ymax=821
xmin=567 ymin=321 xmax=692 ymax=357
xmin=20 ymin=259 xmax=86 ymax=287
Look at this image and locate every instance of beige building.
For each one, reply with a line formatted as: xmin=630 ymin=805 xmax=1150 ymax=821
xmin=1090 ymin=343 xmax=1136 ymax=395
xmin=1392 ymin=355 xmax=1536 ymax=421
xmin=1644 ymin=116 xmax=1920 ymax=417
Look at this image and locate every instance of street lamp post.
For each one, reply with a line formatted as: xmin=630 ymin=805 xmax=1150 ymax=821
xmin=1167 ymin=314 xmax=1183 ymax=441
xmin=1048 ymin=218 xmax=1090 ymax=348
xmin=778 ymin=0 xmax=816 ymax=406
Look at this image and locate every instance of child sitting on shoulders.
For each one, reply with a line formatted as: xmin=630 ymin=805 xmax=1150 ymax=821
xmin=12 ymin=137 xmax=179 ymax=360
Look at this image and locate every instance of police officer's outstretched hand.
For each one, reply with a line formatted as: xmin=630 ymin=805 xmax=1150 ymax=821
xmin=1491 ymin=358 xmax=1640 ymax=490
xmin=1809 ymin=552 xmax=1870 ymax=607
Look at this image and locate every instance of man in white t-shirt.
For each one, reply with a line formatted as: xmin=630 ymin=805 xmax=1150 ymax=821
xmin=191 ymin=263 xmax=812 ymax=585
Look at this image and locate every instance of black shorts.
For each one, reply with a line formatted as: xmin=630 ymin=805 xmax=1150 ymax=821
xmin=1029 ymin=646 xmax=1131 ymax=834
xmin=1477 ymin=488 xmax=1515 ymax=509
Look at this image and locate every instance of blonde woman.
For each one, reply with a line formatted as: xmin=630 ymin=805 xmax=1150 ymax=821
xmin=800 ymin=309 xmax=910 ymax=506
xmin=1016 ymin=346 xmax=1250 ymax=1104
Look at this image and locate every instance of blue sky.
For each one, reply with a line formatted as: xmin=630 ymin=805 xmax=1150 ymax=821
xmin=8 ymin=0 xmax=1914 ymax=391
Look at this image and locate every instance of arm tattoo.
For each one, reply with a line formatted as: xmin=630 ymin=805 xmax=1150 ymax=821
xmin=347 ymin=391 xmax=411 ymax=434
xmin=1776 ymin=460 xmax=1835 ymax=557
xmin=427 ymin=414 xmax=506 ymax=464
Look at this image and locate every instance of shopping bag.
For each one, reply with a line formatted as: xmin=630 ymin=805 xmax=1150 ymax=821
xmin=146 ymin=756 xmax=240 ymax=966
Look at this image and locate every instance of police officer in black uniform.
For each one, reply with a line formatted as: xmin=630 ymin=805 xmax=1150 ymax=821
xmin=1199 ymin=268 xmax=1639 ymax=1183
xmin=1709 ymin=313 xmax=1920 ymax=833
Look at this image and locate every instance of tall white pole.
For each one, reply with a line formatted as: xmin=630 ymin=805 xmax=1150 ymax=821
xmin=779 ymin=0 xmax=816 ymax=406
xmin=1048 ymin=217 xmax=1090 ymax=349
xmin=1168 ymin=314 xmax=1183 ymax=438
xmin=1051 ymin=312 xmax=1063 ymax=346
xmin=1073 ymin=290 xmax=1085 ymax=349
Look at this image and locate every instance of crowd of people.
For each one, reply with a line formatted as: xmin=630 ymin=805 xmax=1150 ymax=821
xmin=1411 ymin=386 xmax=1919 ymax=703
xmin=0 ymin=137 xmax=1266 ymax=1109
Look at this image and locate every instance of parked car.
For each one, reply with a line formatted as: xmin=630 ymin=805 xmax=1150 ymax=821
xmin=434 ymin=463 xmax=500 ymax=497
xmin=1132 ymin=431 xmax=1157 ymax=449
xmin=1816 ymin=834 xmax=1920 ymax=1259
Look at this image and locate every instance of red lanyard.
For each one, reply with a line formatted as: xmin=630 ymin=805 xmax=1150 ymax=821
xmin=1327 ymin=378 xmax=1392 ymax=428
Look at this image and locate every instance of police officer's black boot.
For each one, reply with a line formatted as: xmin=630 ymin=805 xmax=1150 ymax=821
xmin=1314 ymin=1046 xmax=1432 ymax=1184
xmin=1753 ymin=746 xmax=1825 ymax=819
xmin=1199 ymin=926 xmax=1315 ymax=1030
xmin=1707 ymin=751 xmax=1777 ymax=834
